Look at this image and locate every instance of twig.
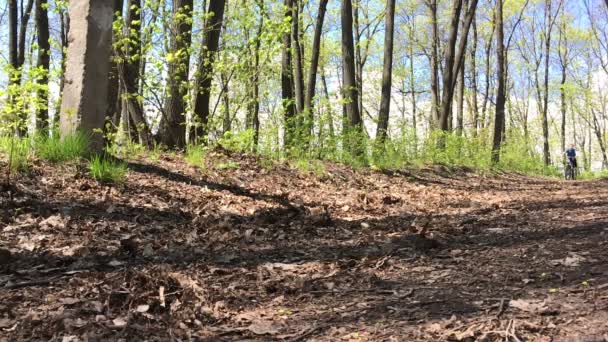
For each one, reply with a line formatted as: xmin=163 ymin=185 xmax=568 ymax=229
xmin=496 ymin=298 xmax=507 ymax=319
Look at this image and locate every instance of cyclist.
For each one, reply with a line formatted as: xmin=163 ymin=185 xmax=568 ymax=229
xmin=565 ymin=144 xmax=577 ymax=169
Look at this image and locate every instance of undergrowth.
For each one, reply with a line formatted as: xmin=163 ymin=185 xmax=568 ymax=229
xmin=88 ymin=156 xmax=127 ymax=183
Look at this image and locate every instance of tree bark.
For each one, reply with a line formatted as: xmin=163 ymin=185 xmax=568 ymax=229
xmin=342 ymin=0 xmax=363 ymax=157
xmin=35 ymin=0 xmax=50 ymax=134
xmin=541 ymin=0 xmax=554 ymax=166
xmin=282 ymin=0 xmax=297 ymax=148
xmin=470 ymin=17 xmax=479 ymax=135
xmin=426 ymin=0 xmax=440 ymax=125
xmin=120 ymin=0 xmax=153 ymax=147
xmin=191 ymin=0 xmax=227 ymax=142
xmin=292 ymin=0 xmax=305 ymax=116
xmin=304 ymin=0 xmax=329 ymax=136
xmin=104 ymin=0 xmax=124 ymax=141
xmin=375 ymin=0 xmax=395 ymax=144
xmin=251 ymin=0 xmax=264 ymax=148
xmin=492 ymin=0 xmax=506 ymax=163
xmin=439 ymin=0 xmax=478 ymax=132
xmin=159 ymin=0 xmax=193 ymax=148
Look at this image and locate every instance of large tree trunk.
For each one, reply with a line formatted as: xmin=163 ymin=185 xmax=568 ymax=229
xmin=282 ymin=0 xmax=297 ymax=148
xmin=439 ymin=0 xmax=478 ymax=132
xmin=492 ymin=0 xmax=506 ymax=163
xmin=121 ymin=0 xmax=153 ymax=147
xmin=159 ymin=0 xmax=193 ymax=148
xmin=342 ymin=0 xmax=363 ymax=157
xmin=292 ymin=0 xmax=305 ymax=116
xmin=191 ymin=0 xmax=226 ymax=143
xmin=375 ymin=0 xmax=396 ymax=144
xmin=35 ymin=0 xmax=50 ymax=134
xmin=304 ymin=0 xmax=329 ymax=136
xmin=59 ymin=0 xmax=115 ymax=152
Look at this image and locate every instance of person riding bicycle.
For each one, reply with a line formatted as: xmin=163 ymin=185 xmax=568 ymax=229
xmin=565 ymin=144 xmax=577 ymax=169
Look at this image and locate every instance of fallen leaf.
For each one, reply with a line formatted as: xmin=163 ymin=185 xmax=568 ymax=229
xmin=136 ymin=305 xmax=150 ymax=313
xmin=248 ymin=320 xmax=280 ymax=335
xmin=112 ymin=317 xmax=128 ymax=328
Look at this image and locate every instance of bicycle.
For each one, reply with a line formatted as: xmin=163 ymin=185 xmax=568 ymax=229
xmin=564 ymin=159 xmax=577 ymax=180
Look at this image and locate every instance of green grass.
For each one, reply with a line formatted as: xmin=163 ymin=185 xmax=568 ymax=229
xmin=36 ymin=133 xmax=89 ymax=163
xmin=88 ymin=156 xmax=128 ymax=183
xmin=215 ymin=160 xmax=240 ymax=170
xmin=0 ymin=136 xmax=32 ymax=172
xmin=185 ymin=144 xmax=208 ymax=169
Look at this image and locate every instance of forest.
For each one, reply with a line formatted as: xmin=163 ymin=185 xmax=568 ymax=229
xmin=2 ymin=0 xmax=608 ymax=340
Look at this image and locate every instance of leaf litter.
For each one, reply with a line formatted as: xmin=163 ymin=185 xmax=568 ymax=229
xmin=1 ymin=151 xmax=608 ymax=340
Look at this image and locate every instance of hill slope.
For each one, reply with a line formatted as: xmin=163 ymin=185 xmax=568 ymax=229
xmin=1 ymin=151 xmax=608 ymax=340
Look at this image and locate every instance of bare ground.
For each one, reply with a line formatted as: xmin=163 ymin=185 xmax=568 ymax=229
xmin=1 ymin=150 xmax=608 ymax=341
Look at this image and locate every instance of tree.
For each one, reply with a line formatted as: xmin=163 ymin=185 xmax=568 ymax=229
xmin=281 ymin=0 xmax=297 ymax=148
xmin=342 ymin=0 xmax=364 ymax=157
xmin=438 ymin=0 xmax=479 ymax=132
xmin=375 ymin=0 xmax=396 ymax=144
xmin=492 ymin=0 xmax=506 ymax=163
xmin=303 ymin=0 xmax=329 ymax=137
xmin=35 ymin=0 xmax=50 ymax=134
xmin=159 ymin=0 xmax=194 ymax=148
xmin=191 ymin=0 xmax=227 ymax=142
xmin=120 ymin=0 xmax=153 ymax=147
xmin=292 ymin=0 xmax=305 ymax=116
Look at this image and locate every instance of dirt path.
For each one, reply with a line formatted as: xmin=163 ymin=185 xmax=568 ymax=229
xmin=1 ymin=151 xmax=608 ymax=341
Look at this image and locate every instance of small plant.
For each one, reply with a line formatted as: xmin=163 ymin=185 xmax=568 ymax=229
xmin=36 ymin=132 xmax=89 ymax=163
xmin=215 ymin=160 xmax=240 ymax=170
xmin=185 ymin=144 xmax=208 ymax=168
xmin=0 ymin=136 xmax=31 ymax=173
xmin=88 ymin=155 xmax=128 ymax=183
xmin=218 ymin=130 xmax=255 ymax=153
xmin=293 ymin=159 xmax=326 ymax=177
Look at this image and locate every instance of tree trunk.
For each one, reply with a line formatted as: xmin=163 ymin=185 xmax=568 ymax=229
xmin=427 ymin=0 xmax=440 ymax=125
xmin=159 ymin=0 xmax=193 ymax=148
xmin=439 ymin=0 xmax=478 ymax=132
xmin=120 ymin=0 xmax=153 ymax=147
xmin=104 ymin=0 xmax=124 ymax=142
xmin=59 ymin=0 xmax=115 ymax=152
xmin=55 ymin=7 xmax=70 ymax=130
xmin=492 ymin=0 xmax=506 ymax=163
xmin=375 ymin=0 xmax=395 ymax=144
xmin=292 ymin=0 xmax=305 ymax=116
xmin=541 ymin=0 xmax=553 ymax=166
xmin=342 ymin=0 xmax=363 ymax=156
xmin=304 ymin=0 xmax=329 ymax=136
xmin=470 ymin=17 xmax=479 ymax=135
xmin=252 ymin=0 xmax=264 ymax=148
xmin=35 ymin=0 xmax=51 ymax=134
xmin=191 ymin=0 xmax=227 ymax=142
xmin=282 ymin=0 xmax=297 ymax=148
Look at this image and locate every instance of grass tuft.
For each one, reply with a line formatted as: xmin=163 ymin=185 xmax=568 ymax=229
xmin=89 ymin=156 xmax=128 ymax=183
xmin=36 ymin=133 xmax=89 ymax=163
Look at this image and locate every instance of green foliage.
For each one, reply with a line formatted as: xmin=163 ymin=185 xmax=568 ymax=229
xmin=215 ymin=160 xmax=240 ymax=170
xmin=0 ymin=136 xmax=32 ymax=172
xmin=35 ymin=132 xmax=89 ymax=163
xmin=185 ymin=144 xmax=209 ymax=169
xmin=218 ymin=130 xmax=255 ymax=153
xmin=293 ymin=159 xmax=326 ymax=178
xmin=88 ymin=156 xmax=128 ymax=183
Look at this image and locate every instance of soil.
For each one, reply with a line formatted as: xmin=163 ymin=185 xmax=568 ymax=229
xmin=1 ymin=150 xmax=608 ymax=341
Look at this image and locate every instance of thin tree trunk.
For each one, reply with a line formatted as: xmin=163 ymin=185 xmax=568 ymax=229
xmin=375 ymin=0 xmax=395 ymax=144
xmin=35 ymin=0 xmax=50 ymax=134
xmin=292 ymin=0 xmax=305 ymax=116
xmin=191 ymin=0 xmax=227 ymax=142
xmin=427 ymin=0 xmax=440 ymax=125
xmin=470 ymin=17 xmax=479 ymax=135
xmin=492 ymin=0 xmax=506 ymax=163
xmin=282 ymin=0 xmax=297 ymax=148
xmin=105 ymin=0 xmax=124 ymax=141
xmin=304 ymin=0 xmax=329 ymax=136
xmin=159 ymin=0 xmax=194 ymax=148
xmin=439 ymin=0 xmax=478 ymax=132
xmin=541 ymin=0 xmax=554 ymax=166
xmin=252 ymin=0 xmax=264 ymax=148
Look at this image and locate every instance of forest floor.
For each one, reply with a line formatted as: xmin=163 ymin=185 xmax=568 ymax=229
xmin=1 ymin=149 xmax=608 ymax=341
